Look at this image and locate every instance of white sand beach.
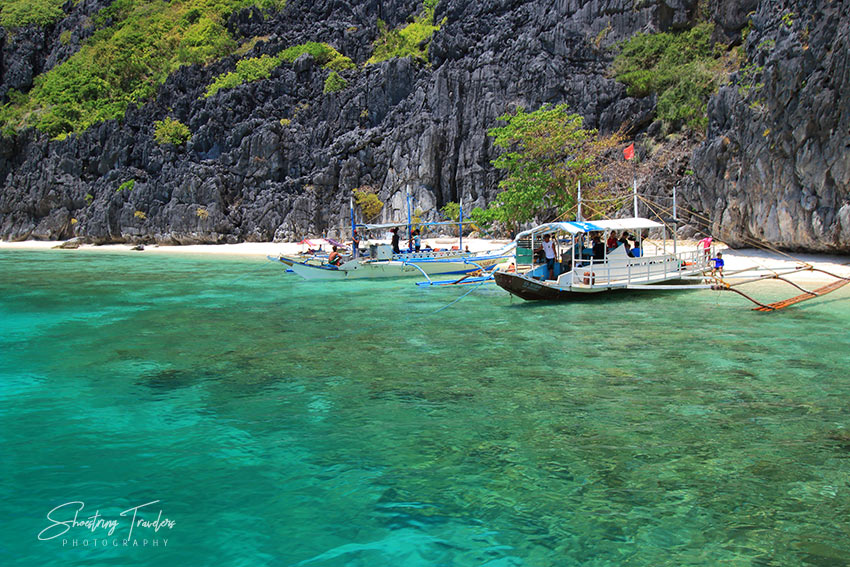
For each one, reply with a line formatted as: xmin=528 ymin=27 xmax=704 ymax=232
xmin=2 ymin=238 xmax=848 ymax=285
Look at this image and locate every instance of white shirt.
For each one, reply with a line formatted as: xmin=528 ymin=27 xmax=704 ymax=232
xmin=542 ymin=240 xmax=556 ymax=259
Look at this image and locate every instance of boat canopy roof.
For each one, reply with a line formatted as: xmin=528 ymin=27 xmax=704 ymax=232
xmin=516 ymin=217 xmax=664 ymax=239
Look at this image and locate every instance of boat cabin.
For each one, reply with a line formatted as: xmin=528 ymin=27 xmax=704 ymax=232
xmin=515 ymin=218 xmax=710 ymax=290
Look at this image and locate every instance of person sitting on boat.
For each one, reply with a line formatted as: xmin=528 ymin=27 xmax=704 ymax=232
xmin=541 ymin=233 xmax=557 ymax=280
xmin=606 ymin=232 xmax=618 ymax=251
xmin=328 ymin=246 xmax=342 ymax=267
xmin=710 ymin=252 xmax=724 ymax=277
xmin=631 ymin=241 xmax=642 ymax=257
xmin=390 ymin=227 xmax=400 ymax=254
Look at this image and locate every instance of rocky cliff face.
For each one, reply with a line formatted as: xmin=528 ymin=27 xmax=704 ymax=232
xmin=0 ymin=0 xmax=847 ymax=252
xmin=690 ymin=0 xmax=850 ymax=251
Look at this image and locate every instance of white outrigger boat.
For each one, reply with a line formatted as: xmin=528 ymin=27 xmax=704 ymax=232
xmin=493 ymin=217 xmax=711 ymax=300
xmin=275 ymin=242 xmax=514 ymax=281
xmin=272 ymin=194 xmax=515 ymax=281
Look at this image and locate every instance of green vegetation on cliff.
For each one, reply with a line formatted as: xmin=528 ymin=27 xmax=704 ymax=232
xmin=204 ymin=42 xmax=354 ymax=98
xmin=367 ymin=0 xmax=443 ymax=64
xmin=0 ymin=0 xmax=65 ymax=28
xmin=154 ymin=117 xmax=191 ymax=145
xmin=0 ymin=0 xmax=285 ymax=138
xmin=279 ymin=41 xmax=355 ymax=71
xmin=205 ymin=53 xmax=284 ymax=98
xmin=613 ymin=23 xmax=725 ymax=130
xmin=323 ymin=71 xmax=347 ymax=94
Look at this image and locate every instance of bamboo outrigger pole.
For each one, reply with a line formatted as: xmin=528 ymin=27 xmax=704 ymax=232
xmin=712 ymin=268 xmax=850 ymax=311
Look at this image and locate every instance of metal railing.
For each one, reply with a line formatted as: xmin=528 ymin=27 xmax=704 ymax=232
xmin=564 ymin=248 xmax=710 ymax=288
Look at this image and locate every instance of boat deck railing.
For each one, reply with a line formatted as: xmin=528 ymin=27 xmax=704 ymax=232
xmin=560 ymin=248 xmax=711 ymax=288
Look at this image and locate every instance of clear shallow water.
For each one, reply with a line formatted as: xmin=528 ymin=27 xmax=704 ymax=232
xmin=1 ymin=250 xmax=850 ymax=566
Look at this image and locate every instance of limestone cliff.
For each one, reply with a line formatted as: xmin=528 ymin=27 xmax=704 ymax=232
xmin=691 ymin=0 xmax=850 ymax=251
xmin=0 ymin=0 xmax=847 ymax=251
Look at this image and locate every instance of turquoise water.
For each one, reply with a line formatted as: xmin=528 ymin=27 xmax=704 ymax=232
xmin=2 ymin=250 xmax=850 ymax=566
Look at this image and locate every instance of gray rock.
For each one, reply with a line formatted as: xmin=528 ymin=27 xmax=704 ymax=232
xmin=0 ymin=0 xmax=847 ymax=252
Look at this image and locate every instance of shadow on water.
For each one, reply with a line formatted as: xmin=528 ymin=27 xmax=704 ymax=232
xmin=501 ymin=287 xmax=705 ymax=309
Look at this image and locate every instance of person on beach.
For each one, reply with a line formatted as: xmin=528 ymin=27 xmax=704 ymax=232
xmin=711 ymin=252 xmax=724 ymax=277
xmin=390 ymin=228 xmax=400 ymax=254
xmin=328 ymin=246 xmax=342 ymax=266
xmin=699 ymin=236 xmax=713 ymax=259
xmin=541 ymin=233 xmax=557 ymax=280
xmin=409 ymin=229 xmax=421 ymax=252
xmin=351 ymin=230 xmax=360 ymax=258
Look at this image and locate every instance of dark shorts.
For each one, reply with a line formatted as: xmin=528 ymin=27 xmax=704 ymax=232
xmin=545 ymin=257 xmax=555 ymax=269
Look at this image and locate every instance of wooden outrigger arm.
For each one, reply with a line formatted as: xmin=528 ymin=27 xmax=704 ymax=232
xmin=711 ymin=267 xmax=850 ymax=311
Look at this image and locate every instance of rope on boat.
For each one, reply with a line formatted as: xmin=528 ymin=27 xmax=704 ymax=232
xmin=633 ymin=195 xmax=850 ymax=310
xmin=430 ymin=279 xmax=489 ymax=314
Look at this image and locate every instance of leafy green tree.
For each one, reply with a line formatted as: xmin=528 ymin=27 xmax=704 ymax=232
xmin=353 ymin=186 xmax=383 ymax=221
xmin=486 ymin=104 xmax=619 ymax=232
xmin=440 ymin=202 xmax=460 ymax=221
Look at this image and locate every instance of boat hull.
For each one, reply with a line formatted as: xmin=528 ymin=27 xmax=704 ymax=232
xmin=279 ymin=255 xmax=505 ymax=281
xmin=493 ymin=271 xmax=693 ymax=300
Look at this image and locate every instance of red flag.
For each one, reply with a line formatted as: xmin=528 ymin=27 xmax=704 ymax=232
xmin=623 ymin=143 xmax=635 ymax=160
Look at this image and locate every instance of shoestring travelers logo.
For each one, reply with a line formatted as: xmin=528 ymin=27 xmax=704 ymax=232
xmin=38 ymin=500 xmax=175 ymax=548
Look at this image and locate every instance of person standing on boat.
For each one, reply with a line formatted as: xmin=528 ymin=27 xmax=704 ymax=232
xmin=591 ymin=234 xmax=606 ymax=259
xmin=619 ymin=232 xmax=632 ymax=256
xmin=542 ymin=233 xmax=558 ymax=280
xmin=351 ymin=229 xmax=360 ymax=258
xmin=391 ymin=227 xmax=400 ymax=254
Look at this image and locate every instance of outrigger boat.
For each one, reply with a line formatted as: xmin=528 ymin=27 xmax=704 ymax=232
xmin=273 ymin=192 xmax=516 ymax=281
xmin=274 ymin=242 xmax=514 ymax=281
xmin=494 ymin=217 xmax=711 ymax=300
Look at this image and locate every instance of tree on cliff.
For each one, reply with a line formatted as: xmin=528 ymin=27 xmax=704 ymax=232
xmin=486 ymin=104 xmax=620 ymax=232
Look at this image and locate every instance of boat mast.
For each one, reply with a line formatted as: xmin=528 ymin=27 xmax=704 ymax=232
xmin=407 ymin=188 xmax=413 ymax=243
xmin=633 ymin=177 xmax=638 ymax=218
xmin=349 ymin=195 xmax=356 ymax=237
xmin=574 ymin=180 xmax=580 ymax=285
xmin=459 ymin=198 xmax=464 ymax=252
xmin=577 ymin=179 xmax=582 ymax=222
xmin=672 ymin=186 xmax=678 ymax=255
